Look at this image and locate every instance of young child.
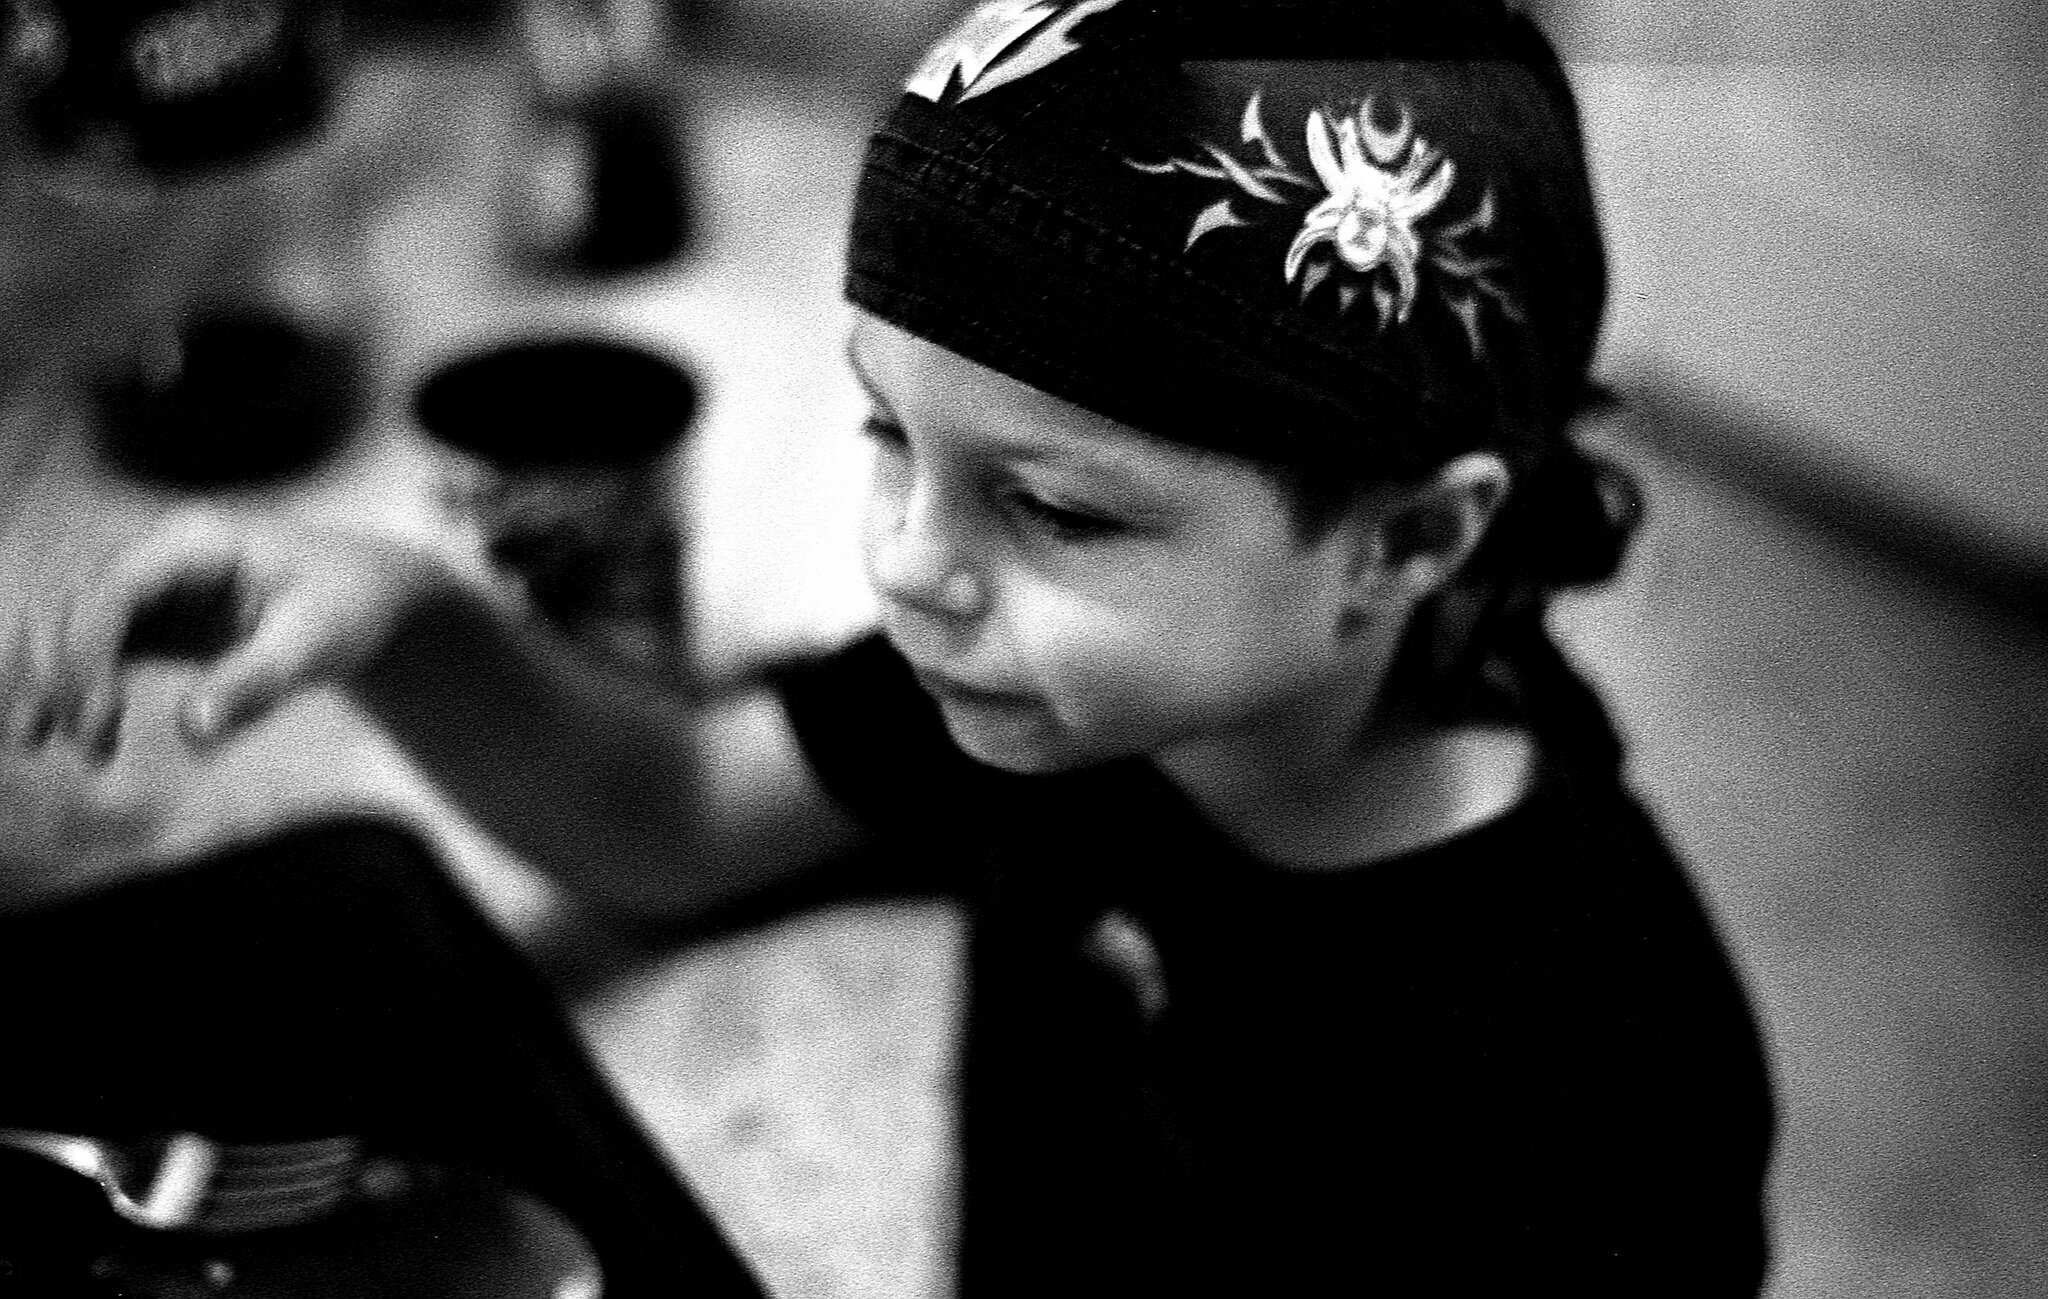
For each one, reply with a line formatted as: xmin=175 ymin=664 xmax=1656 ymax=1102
xmin=22 ymin=0 xmax=1776 ymax=1291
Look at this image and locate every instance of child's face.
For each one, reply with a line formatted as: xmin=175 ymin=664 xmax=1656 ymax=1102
xmin=850 ymin=311 xmax=1387 ymax=775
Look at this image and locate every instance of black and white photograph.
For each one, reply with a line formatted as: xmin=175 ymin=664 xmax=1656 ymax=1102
xmin=0 ymin=0 xmax=2042 ymax=1295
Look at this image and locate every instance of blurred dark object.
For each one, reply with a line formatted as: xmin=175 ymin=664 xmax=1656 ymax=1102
xmin=0 ymin=1145 xmax=113 ymax=1297
xmin=416 ymin=337 xmax=696 ymax=683
xmin=2 ymin=0 xmax=695 ymax=280
xmin=574 ymin=90 xmax=688 ymax=271
xmin=94 ymin=313 xmax=362 ymax=489
xmin=509 ymin=0 xmax=692 ymax=275
xmin=0 ymin=817 xmax=765 ymax=1297
xmin=3 ymin=0 xmax=326 ymax=176
xmin=0 ymin=1140 xmax=604 ymax=1298
xmin=122 ymin=563 xmax=244 ymax=663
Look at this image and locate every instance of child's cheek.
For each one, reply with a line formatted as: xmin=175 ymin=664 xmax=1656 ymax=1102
xmin=1008 ymin=589 xmax=1207 ymax=745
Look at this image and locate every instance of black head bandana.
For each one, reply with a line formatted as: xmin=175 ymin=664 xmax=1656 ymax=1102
xmin=846 ymin=0 xmax=1607 ymax=478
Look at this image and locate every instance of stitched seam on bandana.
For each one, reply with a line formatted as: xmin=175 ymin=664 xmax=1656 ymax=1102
xmin=860 ymin=137 xmax=1398 ymax=415
xmin=847 ymin=274 xmax=1106 ymax=406
xmin=849 ymin=164 xmax=1229 ymax=403
xmin=865 ymin=128 xmax=1435 ymax=405
xmin=997 ymin=21 xmax=1147 ymax=133
xmin=849 ymin=270 xmax=1457 ymax=474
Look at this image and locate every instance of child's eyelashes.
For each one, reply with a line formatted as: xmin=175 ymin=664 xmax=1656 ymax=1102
xmin=1005 ymin=489 xmax=1124 ymax=543
xmin=860 ymin=414 xmax=909 ymax=448
xmin=858 ymin=412 xmax=1127 ymax=544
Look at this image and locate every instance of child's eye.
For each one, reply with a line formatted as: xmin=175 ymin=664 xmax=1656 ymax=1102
xmin=860 ymin=415 xmax=908 ymax=448
xmin=1007 ymin=489 xmax=1124 ymax=542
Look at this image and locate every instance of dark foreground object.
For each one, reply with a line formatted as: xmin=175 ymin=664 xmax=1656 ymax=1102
xmin=0 ymin=818 xmax=763 ymax=1298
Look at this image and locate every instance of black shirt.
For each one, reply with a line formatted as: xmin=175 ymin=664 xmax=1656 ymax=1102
xmin=780 ymin=632 xmax=1775 ymax=1296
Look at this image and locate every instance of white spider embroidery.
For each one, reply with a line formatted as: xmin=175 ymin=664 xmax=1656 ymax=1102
xmin=1130 ymin=93 xmax=1520 ymax=355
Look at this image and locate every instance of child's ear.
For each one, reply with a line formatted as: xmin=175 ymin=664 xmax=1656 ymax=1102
xmin=1357 ymin=452 xmax=1512 ymax=602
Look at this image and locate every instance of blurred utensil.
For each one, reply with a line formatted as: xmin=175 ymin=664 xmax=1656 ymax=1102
xmin=0 ymin=1136 xmax=609 ymax=1296
xmin=0 ymin=1129 xmax=360 ymax=1233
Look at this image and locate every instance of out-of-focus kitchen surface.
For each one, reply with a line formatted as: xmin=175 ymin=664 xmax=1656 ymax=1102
xmin=6 ymin=0 xmax=2043 ymax=1294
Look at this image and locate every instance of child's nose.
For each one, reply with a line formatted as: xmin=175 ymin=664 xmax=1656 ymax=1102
xmin=867 ymin=492 xmax=987 ymax=621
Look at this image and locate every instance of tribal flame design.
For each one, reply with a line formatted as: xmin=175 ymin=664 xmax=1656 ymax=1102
xmin=905 ymin=0 xmax=1122 ymax=105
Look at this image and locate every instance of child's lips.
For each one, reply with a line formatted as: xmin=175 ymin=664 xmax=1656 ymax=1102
xmin=912 ymin=667 xmax=1035 ymax=710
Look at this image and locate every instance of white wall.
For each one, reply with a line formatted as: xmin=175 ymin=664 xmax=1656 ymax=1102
xmin=1550 ymin=0 xmax=2048 ymax=559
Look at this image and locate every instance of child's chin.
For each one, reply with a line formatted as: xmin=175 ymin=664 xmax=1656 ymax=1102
xmin=937 ymin=703 xmax=1087 ymax=775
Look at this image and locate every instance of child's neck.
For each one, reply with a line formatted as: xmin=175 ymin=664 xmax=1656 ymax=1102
xmin=1153 ymin=707 xmax=1538 ymax=871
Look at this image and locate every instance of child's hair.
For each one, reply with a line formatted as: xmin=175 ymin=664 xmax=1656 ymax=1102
xmin=1262 ymin=391 xmax=1643 ymax=587
xmin=847 ymin=0 xmax=1637 ymax=737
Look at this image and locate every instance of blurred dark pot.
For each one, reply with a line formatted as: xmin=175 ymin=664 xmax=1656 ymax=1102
xmin=413 ymin=338 xmax=698 ymax=683
xmin=13 ymin=0 xmax=327 ymax=177
xmin=96 ymin=312 xmax=362 ymax=489
xmin=412 ymin=338 xmax=694 ymax=468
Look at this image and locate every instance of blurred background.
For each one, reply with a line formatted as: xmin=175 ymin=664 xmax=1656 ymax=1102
xmin=3 ymin=0 xmax=2044 ymax=1295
